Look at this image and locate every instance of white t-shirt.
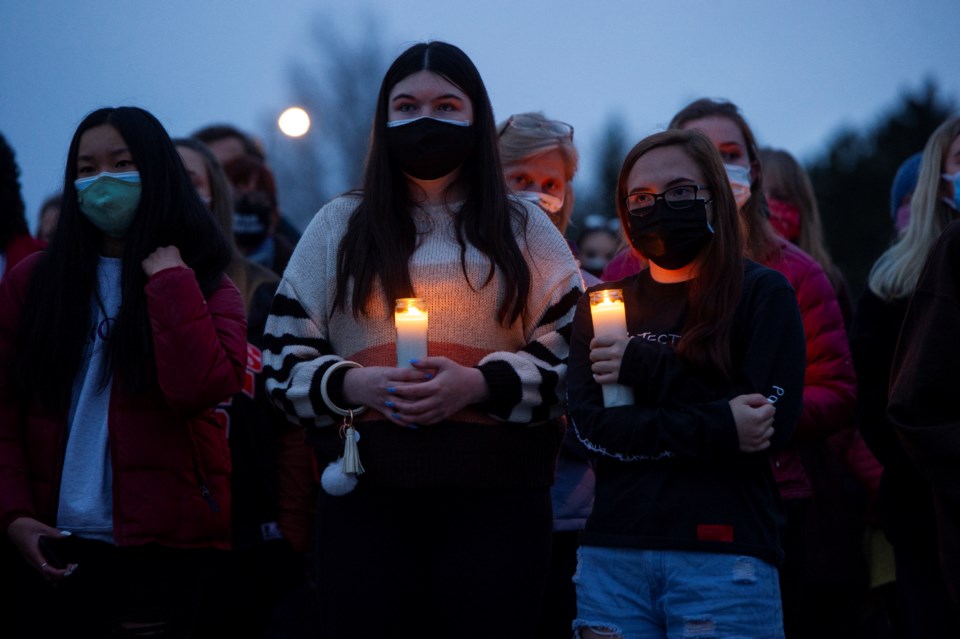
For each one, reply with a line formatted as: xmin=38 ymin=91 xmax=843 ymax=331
xmin=56 ymin=256 xmax=122 ymax=542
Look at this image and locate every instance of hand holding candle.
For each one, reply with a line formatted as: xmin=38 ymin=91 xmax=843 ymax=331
xmin=395 ymin=298 xmax=428 ymax=368
xmin=589 ymin=289 xmax=635 ymax=407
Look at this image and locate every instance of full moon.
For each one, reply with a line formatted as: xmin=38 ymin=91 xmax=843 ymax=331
xmin=278 ymin=107 xmax=310 ymax=137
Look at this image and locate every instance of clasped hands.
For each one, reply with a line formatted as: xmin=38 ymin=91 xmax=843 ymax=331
xmin=342 ymin=357 xmax=489 ymax=427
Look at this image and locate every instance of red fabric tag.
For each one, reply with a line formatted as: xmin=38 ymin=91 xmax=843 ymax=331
xmin=697 ymin=524 xmax=734 ymax=542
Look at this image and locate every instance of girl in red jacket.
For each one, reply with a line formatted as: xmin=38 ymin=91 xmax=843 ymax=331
xmin=0 ymin=106 xmax=247 ymax=638
xmin=670 ymin=99 xmax=858 ymax=638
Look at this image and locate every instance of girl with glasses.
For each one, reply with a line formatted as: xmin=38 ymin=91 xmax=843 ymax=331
xmin=670 ymin=100 xmax=860 ymax=638
xmin=567 ymin=128 xmax=805 ymax=638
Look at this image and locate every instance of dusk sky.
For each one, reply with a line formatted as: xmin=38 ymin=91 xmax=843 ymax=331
xmin=2 ymin=0 xmax=958 ymax=231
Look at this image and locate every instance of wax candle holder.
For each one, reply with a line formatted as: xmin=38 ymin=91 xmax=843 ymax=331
xmin=589 ymin=289 xmax=635 ymax=408
xmin=395 ymin=298 xmax=428 ymax=368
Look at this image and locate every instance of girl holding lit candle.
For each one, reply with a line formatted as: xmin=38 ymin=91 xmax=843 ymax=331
xmin=567 ymin=128 xmax=805 ymax=638
xmin=262 ymin=42 xmax=582 ymax=638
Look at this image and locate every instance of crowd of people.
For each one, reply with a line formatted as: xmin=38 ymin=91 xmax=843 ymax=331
xmin=1 ymin=39 xmax=959 ymax=638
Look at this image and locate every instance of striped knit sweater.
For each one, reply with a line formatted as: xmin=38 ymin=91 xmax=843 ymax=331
xmin=263 ymin=195 xmax=584 ymax=488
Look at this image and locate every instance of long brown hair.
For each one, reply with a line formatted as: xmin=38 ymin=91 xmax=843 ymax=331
xmin=669 ymin=98 xmax=780 ymax=265
xmin=616 ymin=129 xmax=744 ymax=377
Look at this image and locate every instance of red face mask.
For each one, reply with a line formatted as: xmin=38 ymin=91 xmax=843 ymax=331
xmin=767 ymin=197 xmax=802 ymax=242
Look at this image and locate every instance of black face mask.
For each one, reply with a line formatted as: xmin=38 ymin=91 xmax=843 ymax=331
xmin=627 ymin=199 xmax=714 ymax=270
xmin=386 ymin=117 xmax=475 ymax=180
xmin=233 ymin=192 xmax=273 ymax=250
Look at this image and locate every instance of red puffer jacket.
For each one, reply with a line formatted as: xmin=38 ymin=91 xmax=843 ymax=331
xmin=0 ymin=254 xmax=247 ymax=548
xmin=2 ymin=233 xmax=45 ymax=278
xmin=766 ymin=240 xmax=857 ymax=499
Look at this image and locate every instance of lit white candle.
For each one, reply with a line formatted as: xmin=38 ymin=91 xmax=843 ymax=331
xmin=395 ymin=298 xmax=428 ymax=368
xmin=589 ymin=289 xmax=635 ymax=408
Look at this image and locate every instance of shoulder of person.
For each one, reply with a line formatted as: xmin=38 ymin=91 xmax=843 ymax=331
xmin=243 ymin=257 xmax=280 ymax=286
xmin=1 ymin=249 xmax=45 ymax=297
xmin=930 ymin=217 xmax=960 ymax=259
xmin=292 ymin=195 xmax=362 ymax=257
xmin=307 ymin=194 xmax=362 ymax=230
xmin=509 ymin=196 xmax=571 ymax=249
xmin=742 ymin=258 xmax=795 ymax=296
xmin=776 ymin=241 xmax=838 ymax=298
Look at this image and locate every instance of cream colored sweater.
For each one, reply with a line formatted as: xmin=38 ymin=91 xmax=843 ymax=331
xmin=263 ymin=195 xmax=583 ymax=487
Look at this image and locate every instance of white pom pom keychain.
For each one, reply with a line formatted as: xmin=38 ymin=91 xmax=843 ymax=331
xmin=320 ymin=409 xmax=364 ymax=496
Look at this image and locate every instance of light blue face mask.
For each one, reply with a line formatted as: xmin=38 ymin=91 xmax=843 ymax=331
xmin=517 ymin=190 xmax=564 ymax=214
xmin=942 ymin=171 xmax=960 ymax=211
xmin=724 ymin=163 xmax=752 ymax=208
xmin=75 ymin=171 xmax=142 ymax=238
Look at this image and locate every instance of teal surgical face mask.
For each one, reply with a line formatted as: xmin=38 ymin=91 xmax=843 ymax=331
xmin=75 ymin=171 xmax=141 ymax=238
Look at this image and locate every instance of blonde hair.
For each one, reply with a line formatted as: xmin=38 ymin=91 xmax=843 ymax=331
xmin=868 ymin=115 xmax=960 ymax=301
xmin=497 ymin=112 xmax=578 ymax=233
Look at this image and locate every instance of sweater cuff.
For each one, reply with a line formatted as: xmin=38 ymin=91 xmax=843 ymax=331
xmin=326 ymin=365 xmax=351 ymax=410
xmin=476 ymin=361 xmax=522 ymax=420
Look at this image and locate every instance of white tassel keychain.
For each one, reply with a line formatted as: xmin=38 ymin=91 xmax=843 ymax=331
xmin=320 ymin=409 xmax=364 ymax=496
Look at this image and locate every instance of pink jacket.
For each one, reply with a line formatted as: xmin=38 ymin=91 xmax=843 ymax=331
xmin=600 ymin=248 xmax=647 ymax=282
xmin=0 ymin=254 xmax=247 ymax=548
xmin=766 ymin=241 xmax=857 ymax=499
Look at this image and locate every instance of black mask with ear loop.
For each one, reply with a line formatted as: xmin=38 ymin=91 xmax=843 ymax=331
xmin=627 ymin=199 xmax=714 ymax=270
xmin=233 ymin=193 xmax=273 ymax=250
xmin=386 ymin=117 xmax=475 ymax=180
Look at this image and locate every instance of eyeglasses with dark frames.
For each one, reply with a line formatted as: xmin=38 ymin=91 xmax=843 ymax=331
xmin=624 ymin=184 xmax=711 ymax=216
xmin=497 ymin=115 xmax=574 ymax=141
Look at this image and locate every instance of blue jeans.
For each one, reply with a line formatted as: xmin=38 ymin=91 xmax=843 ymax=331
xmin=573 ymin=546 xmax=784 ymax=638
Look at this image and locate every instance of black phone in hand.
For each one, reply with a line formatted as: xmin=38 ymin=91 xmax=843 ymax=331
xmin=38 ymin=535 xmax=71 ymax=569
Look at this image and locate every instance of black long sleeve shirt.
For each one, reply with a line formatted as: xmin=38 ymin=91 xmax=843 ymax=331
xmin=568 ymin=260 xmax=805 ymax=566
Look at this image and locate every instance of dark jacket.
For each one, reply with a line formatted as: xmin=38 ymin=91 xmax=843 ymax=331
xmin=569 ymin=260 xmax=806 ymax=566
xmin=766 ymin=240 xmax=857 ymax=500
xmin=851 ymin=288 xmax=935 ymax=548
xmin=889 ymin=218 xmax=960 ymax=602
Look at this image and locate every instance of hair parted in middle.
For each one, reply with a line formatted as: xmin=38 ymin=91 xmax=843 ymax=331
xmin=616 ymin=128 xmax=744 ymax=377
xmin=14 ymin=106 xmax=233 ymax=412
xmin=335 ymin=40 xmax=531 ymax=325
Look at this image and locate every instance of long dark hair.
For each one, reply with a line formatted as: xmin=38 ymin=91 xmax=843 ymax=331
xmin=669 ymin=98 xmax=780 ymax=265
xmin=15 ymin=107 xmax=232 ymax=412
xmin=334 ymin=41 xmax=530 ymax=325
xmin=616 ymin=129 xmax=744 ymax=377
xmin=0 ymin=132 xmax=29 ymax=247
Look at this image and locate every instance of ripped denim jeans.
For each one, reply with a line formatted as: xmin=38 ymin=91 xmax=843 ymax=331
xmin=573 ymin=546 xmax=784 ymax=639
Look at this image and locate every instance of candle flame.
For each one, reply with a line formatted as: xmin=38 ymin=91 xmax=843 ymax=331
xmin=399 ymin=305 xmax=426 ymax=317
xmin=592 ymin=288 xmax=623 ymax=308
